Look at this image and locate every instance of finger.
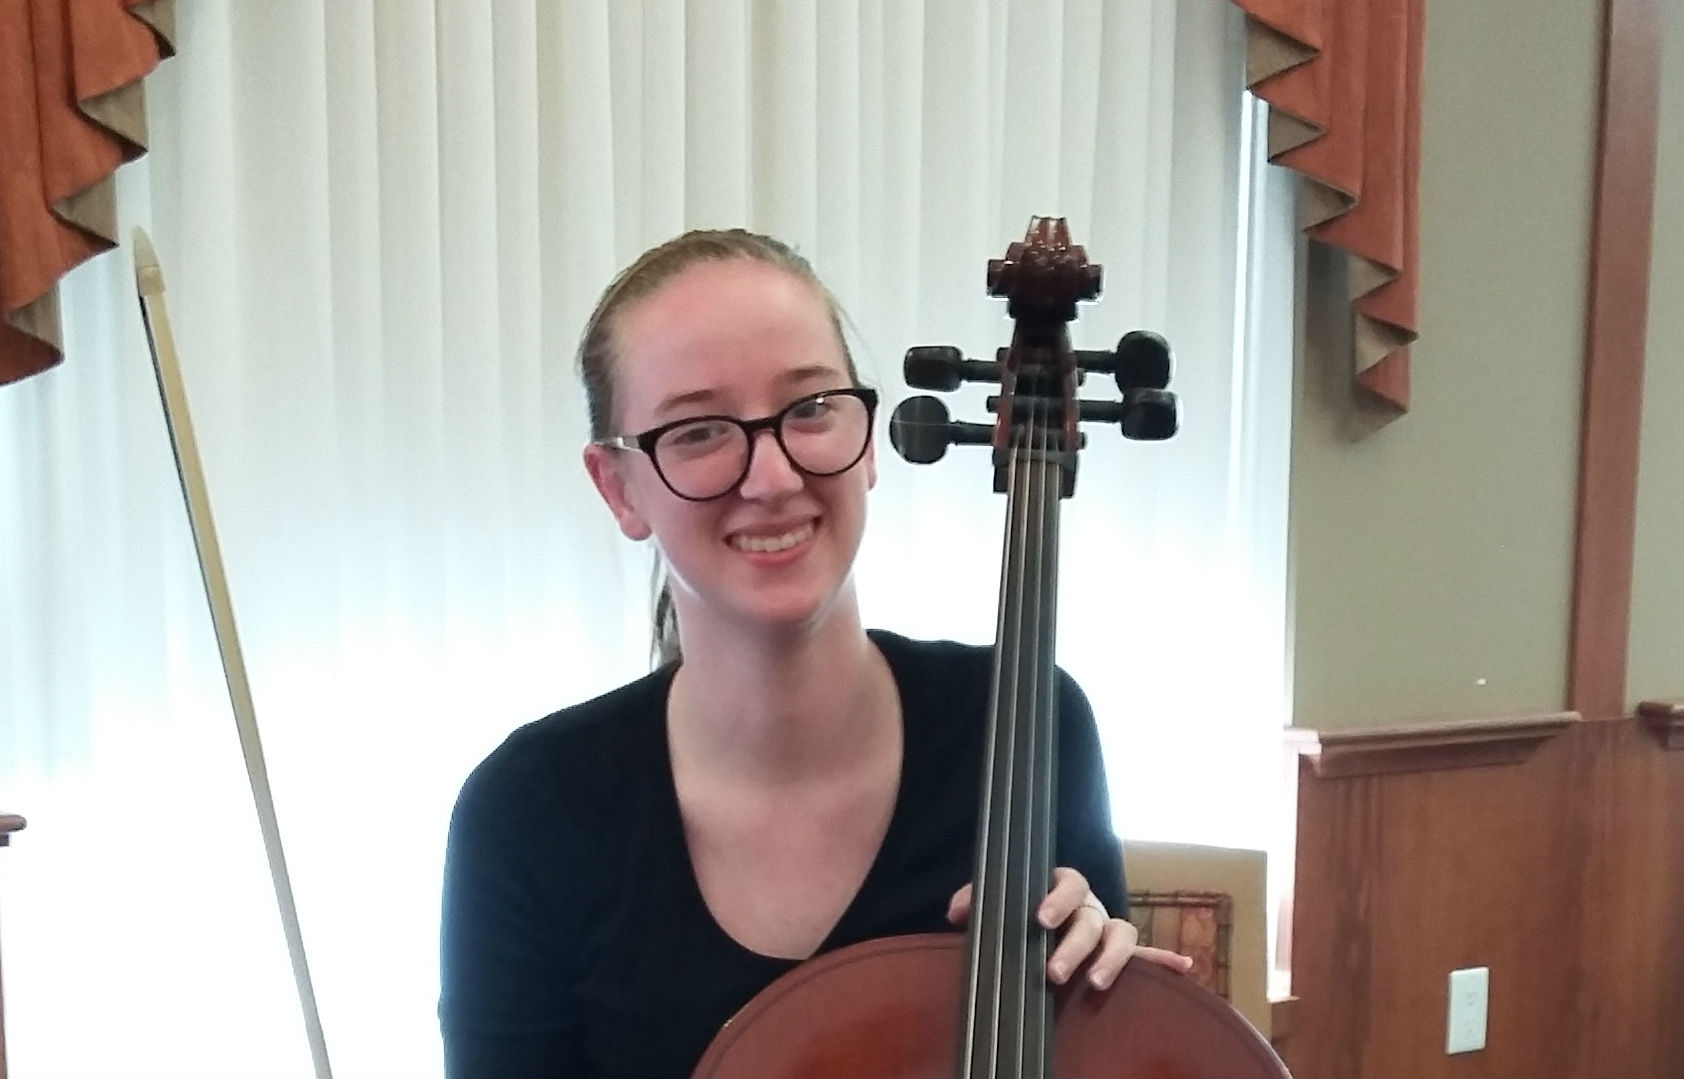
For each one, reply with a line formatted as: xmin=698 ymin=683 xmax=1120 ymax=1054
xmin=947 ymin=882 xmax=974 ymax=925
xmin=1133 ymin=945 xmax=1195 ymax=974
xmin=1084 ymin=918 xmax=1140 ymax=990
xmin=1045 ymin=902 xmax=1107 ymax=985
xmin=1036 ymin=866 xmax=1092 ymax=929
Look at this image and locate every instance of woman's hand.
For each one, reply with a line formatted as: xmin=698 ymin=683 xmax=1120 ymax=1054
xmin=946 ymin=866 xmax=1194 ymax=990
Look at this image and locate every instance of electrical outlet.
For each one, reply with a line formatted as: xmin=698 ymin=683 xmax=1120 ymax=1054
xmin=1446 ymin=966 xmax=1489 ymax=1054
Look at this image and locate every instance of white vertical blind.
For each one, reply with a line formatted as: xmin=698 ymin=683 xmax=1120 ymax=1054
xmin=0 ymin=2 xmax=1289 ymax=1075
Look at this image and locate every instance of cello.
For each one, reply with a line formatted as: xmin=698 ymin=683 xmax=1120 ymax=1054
xmin=693 ymin=219 xmax=1290 ymax=1079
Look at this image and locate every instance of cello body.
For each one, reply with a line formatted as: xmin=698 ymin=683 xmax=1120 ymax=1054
xmin=695 ymin=934 xmax=1288 ymax=1078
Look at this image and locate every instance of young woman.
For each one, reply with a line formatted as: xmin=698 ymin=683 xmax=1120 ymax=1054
xmin=439 ymin=230 xmax=1189 ymax=1078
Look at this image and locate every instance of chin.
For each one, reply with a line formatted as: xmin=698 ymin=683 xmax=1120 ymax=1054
xmin=722 ymin=577 xmax=861 ymax=640
xmin=737 ymin=595 xmax=841 ymax=635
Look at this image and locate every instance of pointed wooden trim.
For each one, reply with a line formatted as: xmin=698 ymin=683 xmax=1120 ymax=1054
xmin=1287 ymin=713 xmax=1579 ymax=778
xmin=1568 ymin=0 xmax=1664 ymax=719
xmin=1355 ymin=349 xmax=1409 ymax=410
xmin=1637 ymin=701 xmax=1684 ymax=749
xmin=0 ymin=1 xmax=176 ymax=385
xmin=1236 ymin=0 xmax=1424 ymax=415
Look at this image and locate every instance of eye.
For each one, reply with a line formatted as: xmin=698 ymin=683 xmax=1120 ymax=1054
xmin=786 ymin=395 xmax=837 ymax=426
xmin=660 ymin=419 xmax=736 ymax=455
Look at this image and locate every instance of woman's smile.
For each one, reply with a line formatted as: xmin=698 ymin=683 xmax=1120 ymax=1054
xmin=727 ymin=518 xmax=818 ymax=556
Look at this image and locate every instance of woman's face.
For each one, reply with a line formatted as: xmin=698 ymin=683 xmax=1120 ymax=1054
xmin=583 ymin=258 xmax=875 ymax=641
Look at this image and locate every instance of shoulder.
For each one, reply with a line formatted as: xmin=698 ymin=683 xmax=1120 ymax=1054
xmin=450 ymin=666 xmax=675 ymax=832
xmin=869 ymin=627 xmax=991 ymax=682
xmin=870 ymin=628 xmax=1004 ymax=726
xmin=868 ymin=628 xmax=1092 ymax=709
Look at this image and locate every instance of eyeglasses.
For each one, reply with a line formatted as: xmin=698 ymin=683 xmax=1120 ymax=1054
xmin=599 ymin=387 xmax=878 ymax=502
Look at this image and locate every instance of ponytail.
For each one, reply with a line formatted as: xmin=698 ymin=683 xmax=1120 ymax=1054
xmin=651 ymin=559 xmax=681 ymax=667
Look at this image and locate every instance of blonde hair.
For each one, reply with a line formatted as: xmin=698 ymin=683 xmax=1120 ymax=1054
xmin=577 ymin=229 xmax=860 ymax=665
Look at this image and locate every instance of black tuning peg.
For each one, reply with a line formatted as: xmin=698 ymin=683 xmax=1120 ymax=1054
xmin=890 ymin=396 xmax=954 ymax=463
xmin=904 ymin=346 xmax=1002 ymax=391
xmin=1113 ymin=330 xmax=1172 ymax=391
xmin=1120 ymin=388 xmax=1178 ymax=441
xmin=890 ymin=395 xmax=993 ymax=464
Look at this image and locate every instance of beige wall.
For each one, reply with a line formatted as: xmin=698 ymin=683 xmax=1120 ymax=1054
xmin=1289 ymin=0 xmax=1603 ymax=729
xmin=1626 ymin=4 xmax=1684 ymax=707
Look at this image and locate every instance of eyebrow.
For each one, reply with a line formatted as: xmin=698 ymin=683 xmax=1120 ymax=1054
xmin=652 ymin=364 xmax=843 ymax=416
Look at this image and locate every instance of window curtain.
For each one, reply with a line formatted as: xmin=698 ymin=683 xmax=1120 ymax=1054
xmin=0 ymin=0 xmax=174 ymax=385
xmin=0 ymin=2 xmax=1289 ymax=1076
xmin=1232 ymin=0 xmax=1422 ymax=412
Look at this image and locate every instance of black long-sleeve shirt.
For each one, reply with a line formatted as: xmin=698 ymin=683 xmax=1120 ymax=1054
xmin=440 ymin=629 xmax=1126 ymax=1078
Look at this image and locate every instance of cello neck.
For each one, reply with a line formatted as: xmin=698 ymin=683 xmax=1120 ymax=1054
xmin=961 ymin=415 xmax=1068 ymax=1079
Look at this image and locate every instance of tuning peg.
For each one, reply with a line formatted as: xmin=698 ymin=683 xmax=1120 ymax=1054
xmin=1076 ymin=395 xmax=1176 ymax=441
xmin=889 ymin=395 xmax=993 ymax=464
xmin=1120 ymin=388 xmax=1178 ymax=440
xmin=890 ymin=396 xmax=954 ymax=462
xmin=904 ymin=346 xmax=1002 ymax=391
xmin=1113 ymin=330 xmax=1172 ymax=391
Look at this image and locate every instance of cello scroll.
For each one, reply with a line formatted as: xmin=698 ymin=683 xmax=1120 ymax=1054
xmin=891 ymin=217 xmax=1179 ymax=499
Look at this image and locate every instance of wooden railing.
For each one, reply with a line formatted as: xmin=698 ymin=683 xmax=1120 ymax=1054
xmin=1279 ymin=712 xmax=1684 ymax=1076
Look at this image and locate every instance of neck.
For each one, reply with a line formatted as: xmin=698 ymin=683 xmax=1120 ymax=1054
xmin=666 ymin=587 xmax=894 ymax=785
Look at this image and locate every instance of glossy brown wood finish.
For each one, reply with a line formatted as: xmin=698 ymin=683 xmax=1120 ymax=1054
xmin=1638 ymin=700 xmax=1684 ymax=749
xmin=1288 ymin=713 xmax=1577 ymax=778
xmin=694 ymin=933 xmax=1289 ymax=1078
xmin=1569 ymin=0 xmax=1664 ymax=719
xmin=1284 ymin=717 xmax=1684 ymax=1077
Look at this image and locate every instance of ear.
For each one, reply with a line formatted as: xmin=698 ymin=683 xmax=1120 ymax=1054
xmin=864 ymin=435 xmax=878 ymax=489
xmin=583 ymin=444 xmax=654 ymax=541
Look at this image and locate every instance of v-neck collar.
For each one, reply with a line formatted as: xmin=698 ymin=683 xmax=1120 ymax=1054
xmin=653 ymin=629 xmax=919 ymax=963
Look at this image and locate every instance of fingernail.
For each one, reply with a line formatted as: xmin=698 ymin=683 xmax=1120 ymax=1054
xmin=1038 ymin=907 xmax=1056 ymax=929
xmin=1090 ymin=968 xmax=1110 ymax=990
xmin=1049 ymin=962 xmax=1067 ymax=983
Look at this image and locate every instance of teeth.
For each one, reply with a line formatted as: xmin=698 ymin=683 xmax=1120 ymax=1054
xmin=731 ymin=523 xmax=815 ymax=553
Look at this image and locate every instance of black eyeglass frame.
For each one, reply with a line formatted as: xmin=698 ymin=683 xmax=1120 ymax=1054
xmin=598 ymin=386 xmax=879 ymax=502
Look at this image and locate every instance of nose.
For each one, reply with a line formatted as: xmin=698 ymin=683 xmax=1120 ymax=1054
xmin=735 ymin=428 xmax=805 ymax=500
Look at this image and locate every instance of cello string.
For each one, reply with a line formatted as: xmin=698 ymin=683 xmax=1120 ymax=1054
xmin=1030 ymin=387 xmax=1057 ymax=1077
xmin=1018 ymin=395 xmax=1040 ymax=1079
xmin=1005 ymin=390 xmax=1055 ymax=1079
xmin=1023 ymin=397 xmax=1055 ymax=1079
xmin=1004 ymin=392 xmax=1045 ymax=1077
xmin=1012 ymin=401 xmax=1040 ymax=1079
xmin=967 ymin=402 xmax=1024 ymax=1079
xmin=997 ymin=413 xmax=1033 ymax=1078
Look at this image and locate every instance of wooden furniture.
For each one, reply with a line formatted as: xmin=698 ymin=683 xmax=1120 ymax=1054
xmin=1120 ymin=840 xmax=1272 ymax=1040
xmin=1128 ymin=889 xmax=1235 ymax=1002
xmin=0 ymin=813 xmax=24 ymax=1079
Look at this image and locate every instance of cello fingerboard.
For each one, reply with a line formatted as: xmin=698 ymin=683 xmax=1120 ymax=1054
xmin=961 ymin=436 xmax=1063 ymax=1079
